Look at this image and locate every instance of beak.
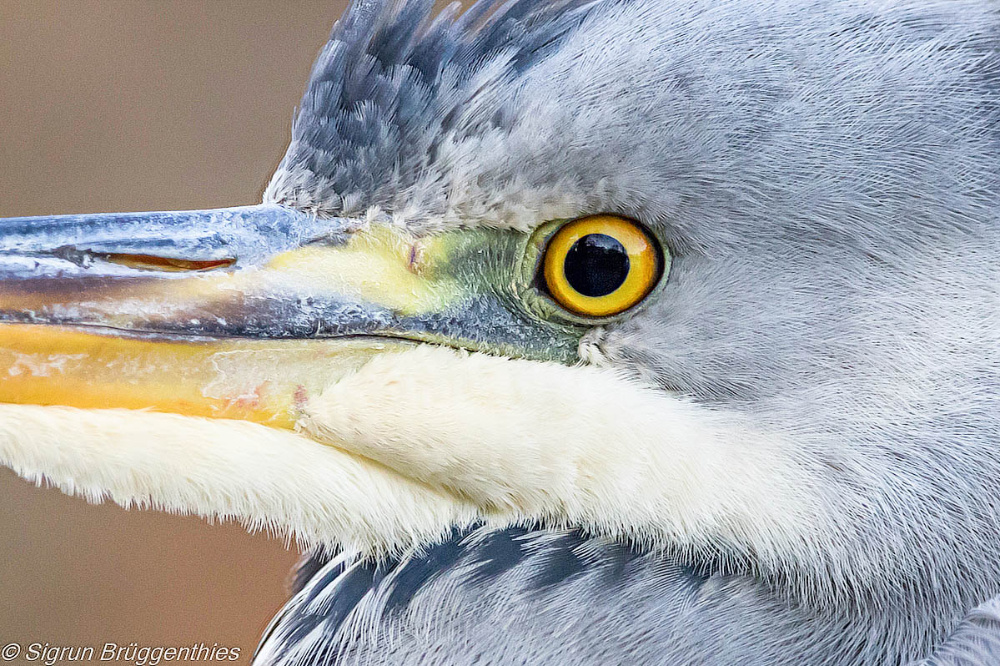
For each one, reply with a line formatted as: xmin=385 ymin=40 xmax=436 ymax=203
xmin=0 ymin=204 xmax=577 ymax=428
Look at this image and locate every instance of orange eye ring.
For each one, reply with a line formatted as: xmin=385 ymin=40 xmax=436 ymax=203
xmin=542 ymin=215 xmax=661 ymax=318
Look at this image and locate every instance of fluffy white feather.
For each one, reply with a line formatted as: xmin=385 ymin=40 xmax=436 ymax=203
xmin=302 ymin=345 xmax=827 ymax=563
xmin=0 ymin=404 xmax=476 ymax=556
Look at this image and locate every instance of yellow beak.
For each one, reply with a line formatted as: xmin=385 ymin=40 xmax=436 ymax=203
xmin=0 ymin=323 xmax=412 ymax=429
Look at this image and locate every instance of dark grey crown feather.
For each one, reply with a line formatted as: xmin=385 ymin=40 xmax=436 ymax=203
xmin=266 ymin=0 xmax=604 ymax=216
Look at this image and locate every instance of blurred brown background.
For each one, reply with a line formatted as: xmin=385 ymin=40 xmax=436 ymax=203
xmin=0 ymin=1 xmax=352 ymax=659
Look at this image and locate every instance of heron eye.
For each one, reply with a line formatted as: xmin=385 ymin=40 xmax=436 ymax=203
xmin=541 ymin=215 xmax=661 ymax=318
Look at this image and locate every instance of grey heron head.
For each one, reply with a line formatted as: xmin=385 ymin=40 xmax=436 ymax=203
xmin=0 ymin=0 xmax=998 ymax=640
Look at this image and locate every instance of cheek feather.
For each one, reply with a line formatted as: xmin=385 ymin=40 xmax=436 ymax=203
xmin=301 ymin=345 xmax=835 ymax=571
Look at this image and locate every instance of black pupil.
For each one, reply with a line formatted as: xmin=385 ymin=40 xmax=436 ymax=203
xmin=563 ymin=234 xmax=630 ymax=297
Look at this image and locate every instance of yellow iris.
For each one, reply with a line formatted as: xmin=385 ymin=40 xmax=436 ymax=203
xmin=542 ymin=215 xmax=661 ymax=318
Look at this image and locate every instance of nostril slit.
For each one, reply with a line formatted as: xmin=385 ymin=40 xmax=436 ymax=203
xmin=99 ymin=253 xmax=236 ymax=272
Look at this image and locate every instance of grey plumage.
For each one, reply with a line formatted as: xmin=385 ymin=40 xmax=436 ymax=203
xmin=259 ymin=0 xmax=1000 ymax=663
xmin=918 ymin=598 xmax=1000 ymax=666
xmin=267 ymin=0 xmax=598 ymax=218
xmin=255 ymin=528 xmax=882 ymax=665
xmin=260 ymin=529 xmax=1000 ymax=666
